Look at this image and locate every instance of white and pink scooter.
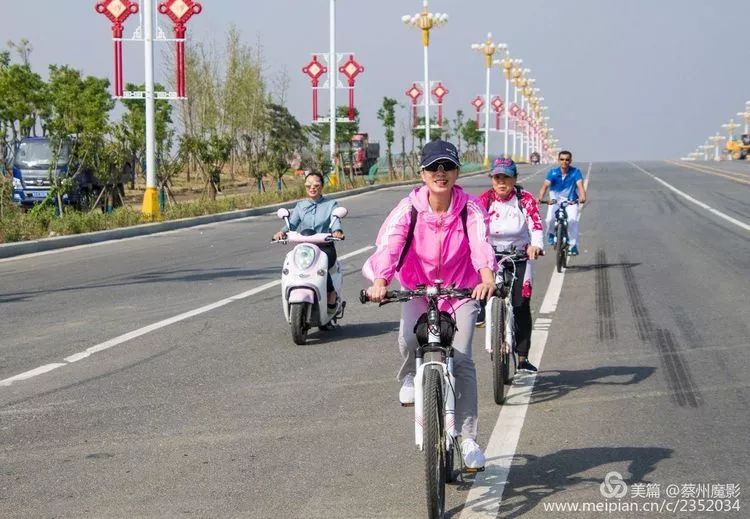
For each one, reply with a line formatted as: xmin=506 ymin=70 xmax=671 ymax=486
xmin=274 ymin=206 xmax=348 ymax=345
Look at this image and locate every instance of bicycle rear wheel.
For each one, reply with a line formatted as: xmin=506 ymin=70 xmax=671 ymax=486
xmin=424 ymin=367 xmax=446 ymax=519
xmin=491 ymin=299 xmax=508 ymax=405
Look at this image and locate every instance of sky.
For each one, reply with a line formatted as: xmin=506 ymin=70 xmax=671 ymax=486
xmin=2 ymin=0 xmax=748 ymax=161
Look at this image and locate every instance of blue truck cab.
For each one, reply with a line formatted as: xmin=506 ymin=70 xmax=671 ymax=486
xmin=11 ymin=137 xmax=73 ymax=206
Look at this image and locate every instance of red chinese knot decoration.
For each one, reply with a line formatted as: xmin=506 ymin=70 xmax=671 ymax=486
xmin=471 ymin=96 xmax=485 ymax=125
xmin=338 ymin=54 xmax=364 ymax=121
xmin=406 ymin=83 xmax=423 ymax=128
xmin=431 ymin=82 xmax=448 ymax=128
xmin=95 ymin=0 xmax=139 ymax=97
xmin=302 ymin=56 xmax=328 ymax=121
xmin=491 ymin=96 xmax=504 ymax=130
xmin=158 ymin=0 xmax=203 ymax=98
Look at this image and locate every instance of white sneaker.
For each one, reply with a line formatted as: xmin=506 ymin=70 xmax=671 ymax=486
xmin=461 ymin=438 xmax=486 ymax=470
xmin=399 ymin=373 xmax=415 ymax=405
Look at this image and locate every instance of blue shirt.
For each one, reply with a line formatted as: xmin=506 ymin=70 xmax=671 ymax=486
xmin=284 ymin=196 xmax=343 ymax=234
xmin=545 ymin=166 xmax=583 ymax=201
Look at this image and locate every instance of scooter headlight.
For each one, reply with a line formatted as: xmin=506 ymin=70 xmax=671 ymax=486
xmin=294 ymin=245 xmax=316 ymax=270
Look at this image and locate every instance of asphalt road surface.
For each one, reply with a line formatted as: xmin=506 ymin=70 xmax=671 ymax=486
xmin=1 ymin=160 xmax=748 ymax=518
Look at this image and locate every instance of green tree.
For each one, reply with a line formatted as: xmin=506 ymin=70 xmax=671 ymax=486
xmin=377 ymin=97 xmax=397 ymax=178
xmin=461 ymin=119 xmax=484 ymax=161
xmin=265 ymin=102 xmax=307 ymax=192
xmin=182 ymin=133 xmax=232 ymax=200
xmin=452 ymin=110 xmax=465 ymax=155
xmin=412 ymin=116 xmax=443 ymax=148
xmin=43 ymin=65 xmax=114 ymax=214
xmin=114 ymin=82 xmax=173 ymax=188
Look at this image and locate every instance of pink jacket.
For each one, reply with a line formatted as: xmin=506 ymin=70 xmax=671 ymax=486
xmin=363 ymin=185 xmax=497 ymax=303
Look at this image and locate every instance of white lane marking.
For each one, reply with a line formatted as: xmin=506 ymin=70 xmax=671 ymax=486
xmin=0 ymin=245 xmax=374 ymax=387
xmin=460 ymin=164 xmax=594 ymax=517
xmin=0 ymin=364 xmax=67 ymax=387
xmin=538 ymin=268 xmax=565 ymax=314
xmin=459 ymin=279 xmax=558 ymax=519
xmin=630 ymin=162 xmax=750 ymax=232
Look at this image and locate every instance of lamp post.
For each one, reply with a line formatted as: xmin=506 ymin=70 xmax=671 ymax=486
xmin=510 ymin=62 xmax=524 ymax=161
xmin=495 ymin=49 xmax=514 ymax=158
xmin=709 ymin=133 xmax=726 ymax=161
xmin=700 ymin=143 xmax=713 ymax=161
xmin=472 ymin=33 xmax=504 ymax=168
xmin=737 ymin=110 xmax=750 ymax=135
xmin=403 ymin=1 xmax=448 ymax=144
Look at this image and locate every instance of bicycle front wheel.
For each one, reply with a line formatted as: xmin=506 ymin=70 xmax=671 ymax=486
xmin=424 ymin=367 xmax=446 ymax=519
xmin=491 ymin=299 xmax=508 ymax=405
xmin=556 ymin=226 xmax=566 ymax=273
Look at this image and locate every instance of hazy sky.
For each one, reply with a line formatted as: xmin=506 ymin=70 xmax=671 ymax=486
xmin=3 ymin=0 xmax=748 ymax=161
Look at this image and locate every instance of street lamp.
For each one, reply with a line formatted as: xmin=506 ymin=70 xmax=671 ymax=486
xmin=494 ymin=49 xmax=514 ymax=158
xmin=403 ymin=1 xmax=448 ymax=143
xmin=736 ymin=110 xmax=750 ymax=135
xmin=472 ymin=33 xmax=505 ymax=168
xmin=700 ymin=143 xmax=713 ymax=161
xmin=510 ymin=62 xmax=525 ymax=161
xmin=722 ymin=118 xmax=741 ymax=160
xmin=709 ymin=133 xmax=726 ymax=161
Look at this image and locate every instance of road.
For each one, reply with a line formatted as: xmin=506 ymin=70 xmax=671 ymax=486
xmin=1 ymin=161 xmax=748 ymax=518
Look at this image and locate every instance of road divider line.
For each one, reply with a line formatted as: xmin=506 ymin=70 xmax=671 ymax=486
xmin=631 ymin=162 xmax=750 ymax=232
xmin=1 ymin=245 xmax=374 ymax=388
xmin=460 ymin=164 xmax=593 ymax=517
xmin=667 ymin=160 xmax=750 ymax=185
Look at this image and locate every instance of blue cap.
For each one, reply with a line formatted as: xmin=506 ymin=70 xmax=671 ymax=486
xmin=490 ymin=157 xmax=517 ymax=177
xmin=420 ymin=140 xmax=461 ymax=168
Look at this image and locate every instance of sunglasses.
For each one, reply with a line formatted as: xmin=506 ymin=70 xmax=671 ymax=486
xmin=424 ymin=160 xmax=458 ymax=173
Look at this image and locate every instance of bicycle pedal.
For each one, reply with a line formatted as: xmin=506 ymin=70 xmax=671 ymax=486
xmin=463 ymin=466 xmax=485 ymax=474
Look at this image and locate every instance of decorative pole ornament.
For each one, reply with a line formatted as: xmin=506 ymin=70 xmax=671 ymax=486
xmin=302 ymin=56 xmax=328 ymax=121
xmin=431 ymin=82 xmax=448 ymax=128
xmin=158 ymin=0 xmax=202 ymax=98
xmin=406 ymin=83 xmax=423 ymax=128
xmin=491 ymin=96 xmax=504 ymax=130
xmin=471 ymin=96 xmax=485 ymax=126
xmin=338 ymin=54 xmax=364 ymax=121
xmin=95 ymin=0 xmax=139 ymax=97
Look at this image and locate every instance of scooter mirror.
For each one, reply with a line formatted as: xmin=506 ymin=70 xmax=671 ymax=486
xmin=277 ymin=208 xmax=290 ymax=219
xmin=332 ymin=207 xmax=348 ymax=219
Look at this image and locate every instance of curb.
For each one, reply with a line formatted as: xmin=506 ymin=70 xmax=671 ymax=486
xmin=0 ymin=171 xmax=486 ymax=259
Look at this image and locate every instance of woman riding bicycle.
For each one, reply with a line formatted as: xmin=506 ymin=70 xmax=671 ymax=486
xmin=363 ymin=140 xmax=497 ymax=470
xmin=273 ymin=171 xmax=344 ymax=311
xmin=478 ymin=157 xmax=544 ymax=372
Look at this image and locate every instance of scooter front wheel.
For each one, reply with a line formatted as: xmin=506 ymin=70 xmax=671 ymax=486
xmin=290 ymin=302 xmax=309 ymax=345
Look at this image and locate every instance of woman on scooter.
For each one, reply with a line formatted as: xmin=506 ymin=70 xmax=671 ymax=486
xmin=273 ymin=171 xmax=344 ymax=311
xmin=477 ymin=157 xmax=544 ymax=372
xmin=362 ymin=140 xmax=497 ymax=471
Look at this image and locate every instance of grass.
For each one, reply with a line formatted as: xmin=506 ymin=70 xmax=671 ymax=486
xmin=0 ymin=173 xmax=381 ymax=244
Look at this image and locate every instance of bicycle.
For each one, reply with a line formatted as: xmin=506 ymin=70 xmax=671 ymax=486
xmin=542 ymin=198 xmax=577 ymax=273
xmin=360 ymin=281 xmax=479 ymax=519
xmin=485 ymin=249 xmax=528 ymax=405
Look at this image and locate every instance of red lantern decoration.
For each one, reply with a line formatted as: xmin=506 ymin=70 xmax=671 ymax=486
xmin=471 ymin=96 xmax=485 ymax=126
xmin=406 ymin=83 xmax=423 ymax=128
xmin=302 ymin=56 xmax=328 ymax=121
xmin=158 ymin=0 xmax=203 ymax=98
xmin=338 ymin=54 xmax=364 ymax=121
xmin=95 ymin=0 xmax=139 ymax=97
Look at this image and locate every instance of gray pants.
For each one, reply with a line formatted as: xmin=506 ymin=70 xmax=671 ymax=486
xmin=397 ymin=298 xmax=480 ymax=440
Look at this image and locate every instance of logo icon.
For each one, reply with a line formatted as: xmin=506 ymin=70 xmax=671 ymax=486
xmin=600 ymin=471 xmax=628 ymax=498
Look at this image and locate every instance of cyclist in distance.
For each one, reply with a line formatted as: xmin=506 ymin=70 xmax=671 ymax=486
xmin=273 ymin=171 xmax=345 ymax=311
xmin=537 ymin=150 xmax=587 ymax=255
xmin=478 ymin=157 xmax=544 ymax=372
xmin=362 ymin=139 xmax=496 ymax=470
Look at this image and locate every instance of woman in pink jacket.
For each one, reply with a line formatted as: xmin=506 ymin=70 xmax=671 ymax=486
xmin=363 ymin=140 xmax=496 ymax=470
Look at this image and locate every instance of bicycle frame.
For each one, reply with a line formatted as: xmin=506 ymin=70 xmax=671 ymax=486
xmin=485 ymin=253 xmax=521 ymax=356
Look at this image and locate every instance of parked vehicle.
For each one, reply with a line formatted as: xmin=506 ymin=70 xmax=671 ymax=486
xmin=350 ymin=133 xmax=380 ymax=174
xmin=10 ymin=137 xmax=125 ymax=208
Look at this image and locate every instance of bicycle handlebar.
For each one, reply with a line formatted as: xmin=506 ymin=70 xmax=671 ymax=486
xmin=359 ymin=286 xmax=474 ymax=305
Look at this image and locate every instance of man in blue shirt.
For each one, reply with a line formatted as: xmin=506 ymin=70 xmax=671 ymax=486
xmin=537 ymin=150 xmax=587 ymax=255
